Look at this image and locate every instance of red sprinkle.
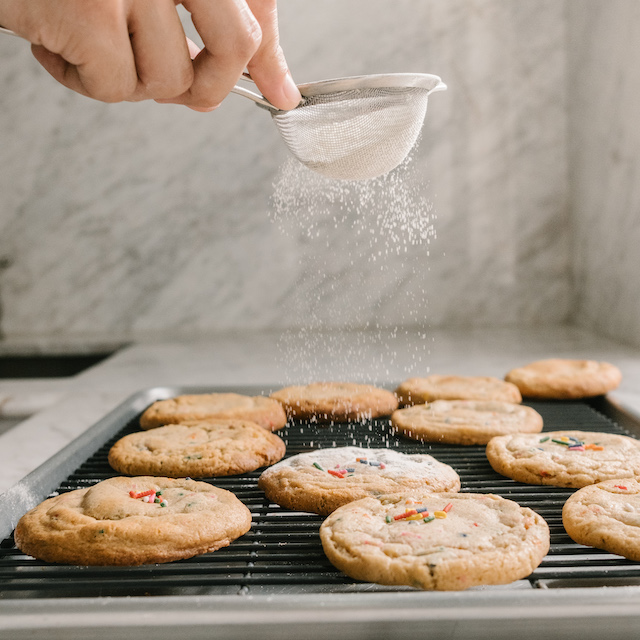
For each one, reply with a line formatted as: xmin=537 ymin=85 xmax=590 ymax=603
xmin=394 ymin=509 xmax=418 ymax=521
xmin=130 ymin=489 xmax=155 ymax=499
xmin=328 ymin=469 xmax=346 ymax=478
xmin=615 ymin=485 xmax=628 ymax=491
xmin=443 ymin=503 xmax=453 ymax=513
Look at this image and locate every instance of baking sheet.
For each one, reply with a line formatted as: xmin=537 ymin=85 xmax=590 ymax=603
xmin=3 ymin=387 xmax=640 ymax=638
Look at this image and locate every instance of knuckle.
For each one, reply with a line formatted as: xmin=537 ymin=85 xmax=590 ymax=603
xmin=94 ymin=85 xmax=133 ymax=103
xmin=145 ymin=68 xmax=194 ymax=101
xmin=235 ymin=15 xmax=262 ymax=60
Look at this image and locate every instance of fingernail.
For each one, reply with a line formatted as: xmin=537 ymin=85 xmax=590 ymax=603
xmin=282 ymin=72 xmax=302 ymax=109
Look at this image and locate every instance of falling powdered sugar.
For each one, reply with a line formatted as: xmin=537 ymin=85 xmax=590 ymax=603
xmin=269 ymin=150 xmax=437 ymax=384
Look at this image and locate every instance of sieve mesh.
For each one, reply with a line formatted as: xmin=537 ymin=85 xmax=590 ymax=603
xmin=271 ymin=87 xmax=430 ymax=181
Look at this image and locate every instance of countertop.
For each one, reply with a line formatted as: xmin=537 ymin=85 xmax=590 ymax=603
xmin=2 ymin=325 xmax=640 ymax=495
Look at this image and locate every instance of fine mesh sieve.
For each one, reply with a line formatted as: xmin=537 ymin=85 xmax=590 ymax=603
xmin=234 ymin=73 xmax=446 ymax=181
xmin=0 ymin=25 xmax=446 ymax=180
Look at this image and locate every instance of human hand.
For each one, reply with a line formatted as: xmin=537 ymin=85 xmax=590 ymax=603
xmin=0 ymin=0 xmax=301 ymax=111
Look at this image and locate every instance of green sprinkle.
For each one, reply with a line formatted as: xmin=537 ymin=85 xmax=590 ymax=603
xmin=313 ymin=462 xmax=324 ymax=471
xmin=423 ymin=515 xmax=435 ymax=523
xmin=160 ymin=502 xmax=167 ymax=507
xmin=539 ymin=436 xmax=550 ymax=443
xmin=385 ymin=515 xmax=393 ymax=523
xmin=98 ymin=529 xmax=105 ymax=534
xmin=552 ymin=438 xmax=571 ymax=446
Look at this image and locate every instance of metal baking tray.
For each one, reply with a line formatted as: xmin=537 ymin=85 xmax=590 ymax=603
xmin=2 ymin=386 xmax=640 ymax=639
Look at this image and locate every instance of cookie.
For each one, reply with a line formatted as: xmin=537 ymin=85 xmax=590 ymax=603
xmin=504 ymin=359 xmax=622 ymax=399
xmin=486 ymin=430 xmax=640 ymax=488
xmin=14 ymin=476 xmax=252 ymax=565
xmin=258 ymin=447 xmax=460 ymax=515
xmin=320 ymin=492 xmax=549 ymax=590
xmin=108 ymin=419 xmax=286 ymax=477
xmin=562 ymin=479 xmax=640 ymax=561
xmin=391 ymin=400 xmax=543 ymax=445
xmin=395 ymin=375 xmax=522 ymax=406
xmin=270 ymin=382 xmax=398 ymax=422
xmin=139 ymin=393 xmax=287 ymax=431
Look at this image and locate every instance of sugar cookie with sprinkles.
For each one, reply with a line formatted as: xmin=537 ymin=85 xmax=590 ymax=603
xmin=504 ymin=359 xmax=622 ymax=399
xmin=14 ymin=476 xmax=252 ymax=565
xmin=562 ymin=479 xmax=640 ymax=561
xmin=139 ymin=392 xmax=287 ymax=431
xmin=395 ymin=375 xmax=522 ymax=407
xmin=108 ymin=419 xmax=286 ymax=477
xmin=270 ymin=382 xmax=398 ymax=423
xmin=258 ymin=447 xmax=460 ymax=516
xmin=320 ymin=492 xmax=549 ymax=590
xmin=486 ymin=430 xmax=640 ymax=488
xmin=391 ymin=400 xmax=543 ymax=445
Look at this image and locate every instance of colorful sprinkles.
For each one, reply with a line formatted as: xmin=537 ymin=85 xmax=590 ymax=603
xmin=387 ymin=503 xmax=453 ymax=524
xmin=130 ymin=488 xmax=168 ymax=507
xmin=324 ymin=458 xmax=387 ymax=478
xmin=538 ymin=435 xmax=605 ymax=452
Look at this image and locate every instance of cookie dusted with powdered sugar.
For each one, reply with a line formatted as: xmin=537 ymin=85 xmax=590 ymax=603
xmin=258 ymin=447 xmax=460 ymax=515
xmin=486 ymin=430 xmax=640 ymax=488
xmin=320 ymin=492 xmax=549 ymax=591
xmin=139 ymin=393 xmax=287 ymax=431
xmin=504 ymin=359 xmax=622 ymax=399
xmin=562 ymin=479 xmax=640 ymax=561
xmin=391 ymin=400 xmax=543 ymax=445
xmin=395 ymin=375 xmax=522 ymax=407
xmin=108 ymin=420 xmax=286 ymax=477
xmin=14 ymin=476 xmax=252 ymax=566
xmin=270 ymin=382 xmax=398 ymax=423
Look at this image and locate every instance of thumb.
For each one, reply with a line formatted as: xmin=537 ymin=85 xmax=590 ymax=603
xmin=245 ymin=0 xmax=300 ymax=111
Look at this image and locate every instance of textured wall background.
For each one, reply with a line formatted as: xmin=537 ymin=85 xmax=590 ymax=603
xmin=0 ymin=1 xmax=571 ymax=347
xmin=567 ymin=0 xmax=640 ymax=347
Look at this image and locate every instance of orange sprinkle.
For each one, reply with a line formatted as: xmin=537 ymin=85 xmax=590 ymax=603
xmin=394 ymin=509 xmax=418 ymax=521
xmin=129 ymin=489 xmax=155 ymax=499
xmin=585 ymin=444 xmax=604 ymax=451
xmin=443 ymin=503 xmax=453 ymax=513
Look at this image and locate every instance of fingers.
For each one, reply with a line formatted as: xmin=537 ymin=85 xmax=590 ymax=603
xmin=168 ymin=0 xmax=263 ymax=111
xmin=245 ymin=0 xmax=301 ymax=111
xmin=29 ymin=0 xmax=138 ymax=103
xmin=127 ymin=0 xmax=194 ymax=101
xmin=23 ymin=0 xmax=193 ymax=103
xmin=4 ymin=0 xmax=300 ymax=111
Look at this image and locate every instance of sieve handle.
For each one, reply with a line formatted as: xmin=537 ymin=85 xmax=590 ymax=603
xmin=0 ymin=25 xmax=19 ymax=37
xmin=230 ymin=82 xmax=281 ymax=113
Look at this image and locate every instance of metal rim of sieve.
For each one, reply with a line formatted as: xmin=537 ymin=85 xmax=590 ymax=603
xmin=295 ymin=73 xmax=446 ymax=101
